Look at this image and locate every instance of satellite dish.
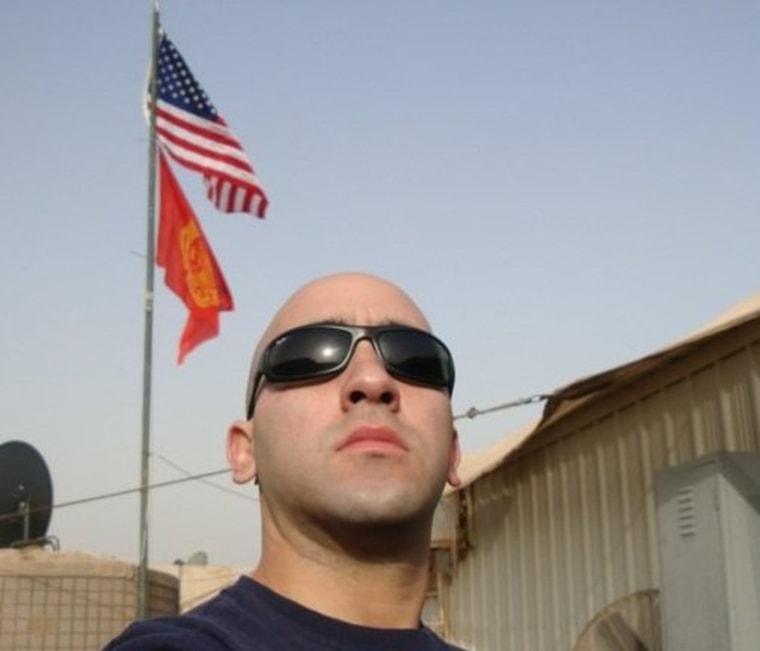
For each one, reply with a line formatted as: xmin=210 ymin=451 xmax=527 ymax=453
xmin=186 ymin=550 xmax=209 ymax=566
xmin=0 ymin=441 xmax=54 ymax=548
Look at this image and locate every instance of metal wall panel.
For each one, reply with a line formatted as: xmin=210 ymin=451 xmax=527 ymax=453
xmin=440 ymin=334 xmax=760 ymax=650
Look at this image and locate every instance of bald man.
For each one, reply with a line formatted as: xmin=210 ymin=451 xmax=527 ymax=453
xmin=106 ymin=272 xmax=464 ymax=651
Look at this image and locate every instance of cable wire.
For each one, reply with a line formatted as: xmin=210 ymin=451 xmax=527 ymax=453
xmin=453 ymin=393 xmax=548 ymax=421
xmin=154 ymin=453 xmax=256 ymax=502
xmin=0 ymin=469 xmax=230 ymax=523
xmin=1 ymin=394 xmax=548 ymax=523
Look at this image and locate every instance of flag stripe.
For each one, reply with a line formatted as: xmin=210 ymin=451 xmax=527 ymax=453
xmin=156 ymin=124 xmax=258 ymax=179
xmin=156 ymin=104 xmax=250 ymax=162
xmin=156 ymin=123 xmax=251 ymax=171
xmin=204 ymin=177 xmax=267 ymax=215
xmin=159 ymin=138 xmax=264 ymax=188
xmin=156 ymin=101 xmax=241 ymax=145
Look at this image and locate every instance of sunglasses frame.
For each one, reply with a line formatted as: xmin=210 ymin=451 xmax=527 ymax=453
xmin=246 ymin=323 xmax=455 ymax=417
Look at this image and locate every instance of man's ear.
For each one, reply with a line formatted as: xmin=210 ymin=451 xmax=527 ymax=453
xmin=447 ymin=427 xmax=462 ymax=488
xmin=226 ymin=420 xmax=257 ymax=485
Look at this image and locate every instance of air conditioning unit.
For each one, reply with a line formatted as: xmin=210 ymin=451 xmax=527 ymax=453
xmin=655 ymin=451 xmax=760 ymax=651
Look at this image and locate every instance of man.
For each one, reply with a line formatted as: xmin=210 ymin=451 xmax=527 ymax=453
xmin=106 ymin=271 xmax=463 ymax=650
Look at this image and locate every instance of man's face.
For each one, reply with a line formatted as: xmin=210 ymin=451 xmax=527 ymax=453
xmin=245 ymin=273 xmax=460 ymax=535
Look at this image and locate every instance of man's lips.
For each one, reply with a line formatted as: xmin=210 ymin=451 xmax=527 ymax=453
xmin=336 ymin=426 xmax=408 ymax=453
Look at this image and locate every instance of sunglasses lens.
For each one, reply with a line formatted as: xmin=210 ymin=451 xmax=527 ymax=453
xmin=266 ymin=328 xmax=352 ymax=380
xmin=377 ymin=330 xmax=453 ymax=388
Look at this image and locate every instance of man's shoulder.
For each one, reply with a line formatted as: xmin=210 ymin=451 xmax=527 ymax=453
xmin=104 ymin=580 xmax=253 ymax=650
xmin=102 ymin=614 xmax=220 ymax=651
xmin=104 ymin=578 xmax=470 ymax=651
xmin=420 ymin=626 xmax=468 ymax=651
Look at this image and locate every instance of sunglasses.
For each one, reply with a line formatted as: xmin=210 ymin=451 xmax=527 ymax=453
xmin=247 ymin=324 xmax=455 ymax=417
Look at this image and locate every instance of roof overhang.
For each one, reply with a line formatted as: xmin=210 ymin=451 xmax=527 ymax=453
xmin=447 ymin=292 xmax=760 ymax=494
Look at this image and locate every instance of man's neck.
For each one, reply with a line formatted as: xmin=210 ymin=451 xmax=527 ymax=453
xmin=252 ymin=521 xmax=431 ymax=628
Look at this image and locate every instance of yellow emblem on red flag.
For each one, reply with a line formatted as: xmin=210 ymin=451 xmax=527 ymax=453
xmin=180 ymin=219 xmax=223 ymax=310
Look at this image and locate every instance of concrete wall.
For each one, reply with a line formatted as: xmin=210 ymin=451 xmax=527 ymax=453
xmin=0 ymin=548 xmax=178 ymax=650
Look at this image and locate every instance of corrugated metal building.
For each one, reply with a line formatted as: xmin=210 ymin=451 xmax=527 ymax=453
xmin=431 ymin=293 xmax=760 ymax=650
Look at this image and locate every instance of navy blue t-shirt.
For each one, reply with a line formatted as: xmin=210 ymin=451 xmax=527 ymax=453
xmin=104 ymin=576 xmax=463 ymax=650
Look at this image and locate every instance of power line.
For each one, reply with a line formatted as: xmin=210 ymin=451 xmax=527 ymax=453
xmin=1 ymin=394 xmax=547 ymax=524
xmin=0 ymin=469 xmax=230 ymax=523
xmin=154 ymin=453 xmax=256 ymax=502
xmin=54 ymin=469 xmax=232 ymax=510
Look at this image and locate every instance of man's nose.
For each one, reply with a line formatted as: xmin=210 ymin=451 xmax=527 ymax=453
xmin=339 ymin=340 xmax=400 ymax=410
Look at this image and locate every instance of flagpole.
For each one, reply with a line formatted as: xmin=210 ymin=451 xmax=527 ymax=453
xmin=138 ymin=0 xmax=161 ymax=620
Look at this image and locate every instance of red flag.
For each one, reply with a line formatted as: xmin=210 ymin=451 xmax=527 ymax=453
xmin=157 ymin=149 xmax=233 ymax=363
xmin=153 ymin=33 xmax=268 ymax=218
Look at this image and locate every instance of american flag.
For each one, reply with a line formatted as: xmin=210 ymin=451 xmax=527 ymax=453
xmin=153 ymin=33 xmax=268 ymax=218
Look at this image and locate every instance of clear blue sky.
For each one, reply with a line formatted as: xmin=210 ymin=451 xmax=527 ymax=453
xmin=1 ymin=1 xmax=757 ymax=567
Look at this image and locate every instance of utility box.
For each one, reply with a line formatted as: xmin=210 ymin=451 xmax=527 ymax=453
xmin=656 ymin=452 xmax=760 ymax=651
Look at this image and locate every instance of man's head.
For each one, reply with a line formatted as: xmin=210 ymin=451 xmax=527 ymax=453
xmin=226 ymin=272 xmax=461 ymax=544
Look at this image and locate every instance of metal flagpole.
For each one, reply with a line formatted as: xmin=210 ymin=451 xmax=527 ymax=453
xmin=138 ymin=0 xmax=161 ymax=620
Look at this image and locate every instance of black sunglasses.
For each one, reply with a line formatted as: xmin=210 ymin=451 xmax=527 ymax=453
xmin=247 ymin=324 xmax=455 ymax=417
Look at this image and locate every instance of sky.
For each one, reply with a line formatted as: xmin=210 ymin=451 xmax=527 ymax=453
xmin=1 ymin=1 xmax=758 ymax=568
